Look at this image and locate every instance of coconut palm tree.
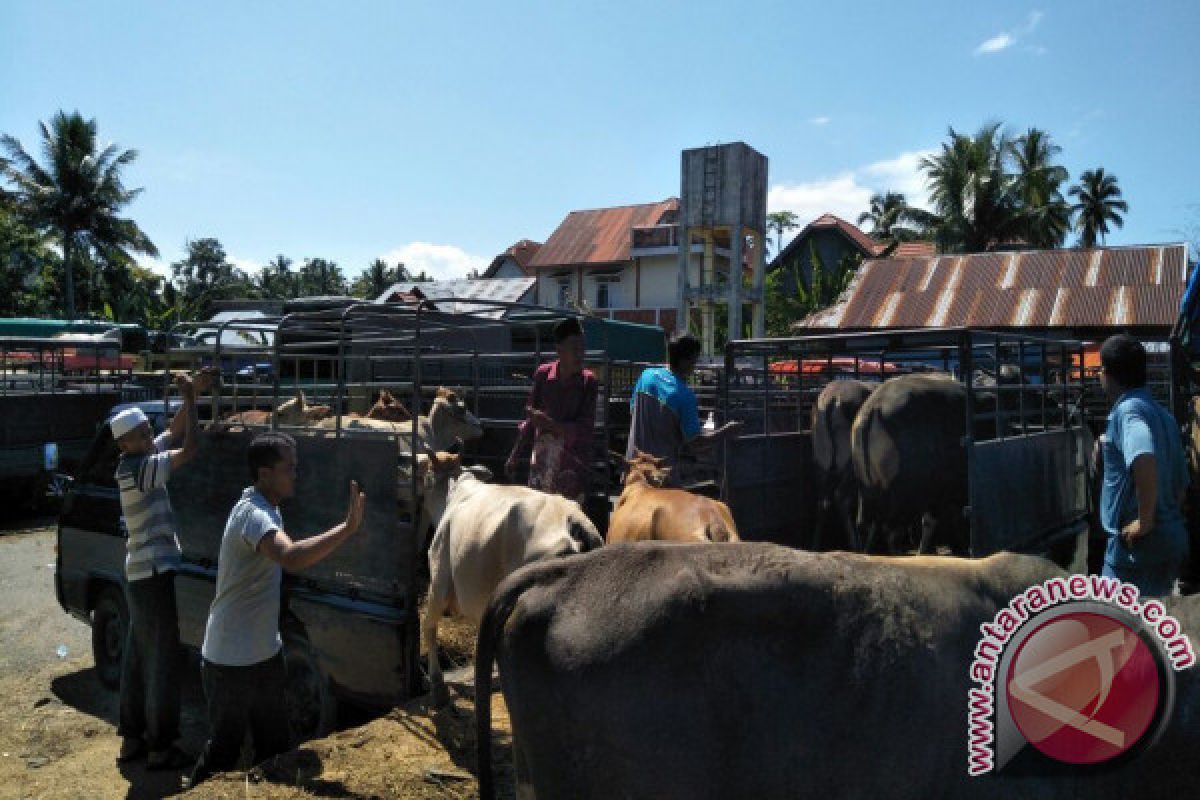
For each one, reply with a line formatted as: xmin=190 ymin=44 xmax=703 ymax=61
xmin=766 ymin=210 xmax=799 ymax=256
xmin=857 ymin=191 xmax=924 ymax=243
xmin=1 ymin=111 xmax=157 ymax=318
xmin=1009 ymin=128 xmax=1071 ymax=249
xmin=1069 ymin=168 xmax=1127 ymax=248
xmin=917 ymin=123 xmax=1028 ymax=253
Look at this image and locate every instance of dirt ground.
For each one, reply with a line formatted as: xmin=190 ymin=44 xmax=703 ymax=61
xmin=0 ymin=519 xmax=512 ymax=800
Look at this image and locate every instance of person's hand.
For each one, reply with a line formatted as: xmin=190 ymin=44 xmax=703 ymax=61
xmin=344 ymin=480 xmax=367 ymax=535
xmin=1121 ymin=518 xmax=1151 ymax=548
xmin=174 ymin=373 xmax=196 ymax=400
xmin=193 ymin=368 xmax=219 ymax=394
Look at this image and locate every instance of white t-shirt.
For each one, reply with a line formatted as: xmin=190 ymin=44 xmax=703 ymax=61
xmin=201 ymin=487 xmax=284 ymax=666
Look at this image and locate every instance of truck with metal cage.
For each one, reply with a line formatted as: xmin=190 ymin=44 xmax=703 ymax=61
xmin=715 ymin=328 xmax=1095 ymax=569
xmin=55 ymin=300 xmax=664 ymax=737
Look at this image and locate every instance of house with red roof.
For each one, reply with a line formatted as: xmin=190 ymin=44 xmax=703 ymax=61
xmin=528 ymin=198 xmax=740 ymax=331
xmin=771 ymin=212 xmax=933 ymax=288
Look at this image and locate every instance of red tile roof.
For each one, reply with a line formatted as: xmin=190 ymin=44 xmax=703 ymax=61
xmin=887 ymin=240 xmax=936 ymax=258
xmin=506 ymin=239 xmax=541 ymax=270
xmin=529 ymin=199 xmax=678 ymax=269
xmin=803 ymin=244 xmax=1188 ymax=331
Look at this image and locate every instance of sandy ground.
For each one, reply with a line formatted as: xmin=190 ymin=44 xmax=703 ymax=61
xmin=0 ymin=518 xmax=511 ymax=800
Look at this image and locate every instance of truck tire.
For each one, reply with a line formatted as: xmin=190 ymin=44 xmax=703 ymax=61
xmin=282 ymin=627 xmax=337 ymax=742
xmin=91 ymin=585 xmax=127 ymax=690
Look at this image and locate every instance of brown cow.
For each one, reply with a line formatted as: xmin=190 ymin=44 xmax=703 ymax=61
xmin=315 ymin=389 xmax=412 ymax=430
xmin=606 ymin=451 xmax=739 ymax=543
xmin=221 ymin=391 xmax=332 ymax=427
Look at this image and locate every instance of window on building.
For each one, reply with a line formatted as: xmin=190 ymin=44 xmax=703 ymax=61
xmin=557 ymin=280 xmax=571 ymax=308
xmin=596 ymin=281 xmax=610 ymax=309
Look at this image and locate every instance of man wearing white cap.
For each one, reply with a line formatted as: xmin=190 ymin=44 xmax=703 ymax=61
xmin=111 ymin=370 xmax=213 ymax=771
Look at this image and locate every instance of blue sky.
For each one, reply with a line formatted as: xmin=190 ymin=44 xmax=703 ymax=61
xmin=3 ymin=1 xmax=1198 ymax=281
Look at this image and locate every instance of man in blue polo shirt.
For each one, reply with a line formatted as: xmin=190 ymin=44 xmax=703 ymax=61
xmin=626 ymin=333 xmax=739 ymax=486
xmin=1097 ymin=334 xmax=1189 ymax=596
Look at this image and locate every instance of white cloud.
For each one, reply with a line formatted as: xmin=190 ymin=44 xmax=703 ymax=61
xmin=975 ymin=33 xmax=1015 ymax=55
xmin=378 ymin=241 xmax=488 ymax=282
xmin=229 ymin=256 xmax=263 ymax=275
xmin=768 ymin=148 xmax=933 ymax=241
xmin=975 ymin=10 xmax=1044 ymax=56
xmin=137 ymin=256 xmax=172 ymax=280
xmin=809 ymin=116 xmax=831 ymax=126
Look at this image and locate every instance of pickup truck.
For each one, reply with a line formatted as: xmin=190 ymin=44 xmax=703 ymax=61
xmin=55 ymin=400 xmax=422 ymax=741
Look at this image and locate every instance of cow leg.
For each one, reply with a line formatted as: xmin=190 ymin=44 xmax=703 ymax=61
xmin=837 ymin=493 xmax=861 ymax=552
xmin=916 ymin=512 xmax=936 ymax=555
xmin=513 ymin=736 xmax=536 ymax=800
xmin=422 ymin=569 xmax=452 ymax=707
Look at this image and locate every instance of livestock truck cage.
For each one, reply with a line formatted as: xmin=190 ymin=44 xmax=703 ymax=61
xmin=153 ymin=300 xmax=664 ymax=709
xmin=0 ymin=335 xmax=148 ymax=503
xmin=715 ymin=328 xmax=1093 ymax=569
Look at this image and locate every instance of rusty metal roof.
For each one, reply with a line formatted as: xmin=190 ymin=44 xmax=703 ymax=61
xmin=529 ymin=199 xmax=678 ymax=269
xmin=888 ymin=240 xmax=936 ymax=258
xmin=804 ymin=244 xmax=1188 ymax=331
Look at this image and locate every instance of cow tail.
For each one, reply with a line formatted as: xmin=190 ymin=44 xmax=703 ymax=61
xmin=475 ymin=573 xmax=528 ymax=800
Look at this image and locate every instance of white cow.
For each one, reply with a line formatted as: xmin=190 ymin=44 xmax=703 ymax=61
xmin=320 ymin=387 xmax=482 ymax=454
xmin=418 ymin=452 xmax=603 ymax=706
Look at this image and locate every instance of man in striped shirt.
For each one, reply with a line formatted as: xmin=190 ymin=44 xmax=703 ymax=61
xmin=111 ymin=370 xmax=212 ymax=770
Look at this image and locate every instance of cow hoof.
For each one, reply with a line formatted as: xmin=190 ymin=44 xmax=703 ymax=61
xmin=430 ymin=682 xmax=450 ymax=708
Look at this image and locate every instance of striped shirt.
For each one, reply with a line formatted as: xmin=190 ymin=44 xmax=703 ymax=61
xmin=115 ymin=431 xmax=182 ymax=582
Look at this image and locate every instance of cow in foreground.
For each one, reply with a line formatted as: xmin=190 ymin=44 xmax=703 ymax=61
xmin=607 ymin=451 xmax=738 ymax=543
xmin=810 ymin=379 xmax=872 ymax=551
xmin=476 ymin=544 xmax=1200 ymax=800
xmin=419 ymin=452 xmax=602 ymax=706
xmin=851 ymin=373 xmax=970 ymax=555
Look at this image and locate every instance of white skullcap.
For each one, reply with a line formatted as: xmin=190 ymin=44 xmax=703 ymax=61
xmin=110 ymin=408 xmax=150 ymax=439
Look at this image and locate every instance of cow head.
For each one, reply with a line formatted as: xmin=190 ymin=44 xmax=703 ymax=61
xmin=274 ymin=391 xmax=332 ymax=426
xmin=624 ymin=450 xmax=672 ymax=489
xmin=414 ymin=451 xmax=493 ymax=534
xmin=429 ymin=387 xmax=483 ymax=447
xmin=365 ymin=390 xmax=412 ymax=422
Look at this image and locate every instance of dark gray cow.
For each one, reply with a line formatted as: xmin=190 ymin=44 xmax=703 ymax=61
xmin=476 ymin=543 xmax=1200 ymax=800
xmin=811 ymin=379 xmax=873 ymax=551
xmin=851 ymin=374 xmax=970 ymax=555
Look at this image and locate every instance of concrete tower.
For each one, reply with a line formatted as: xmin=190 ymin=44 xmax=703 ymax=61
xmin=674 ymin=142 xmax=769 ymax=353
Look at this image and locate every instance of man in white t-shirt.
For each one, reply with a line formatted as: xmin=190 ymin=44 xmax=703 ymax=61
xmin=187 ymin=432 xmax=365 ymax=788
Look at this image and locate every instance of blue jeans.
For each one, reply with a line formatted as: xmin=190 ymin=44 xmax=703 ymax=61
xmin=117 ymin=571 xmax=182 ymax=752
xmin=1102 ymin=560 xmax=1180 ymax=597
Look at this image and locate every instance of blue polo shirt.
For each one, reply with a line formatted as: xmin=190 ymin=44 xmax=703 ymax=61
xmin=1100 ymin=388 xmax=1189 ymax=569
xmin=624 ymin=367 xmax=702 ymax=479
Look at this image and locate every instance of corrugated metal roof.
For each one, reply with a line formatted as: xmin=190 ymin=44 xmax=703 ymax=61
xmin=889 ymin=240 xmax=936 ymax=258
xmin=529 ymin=199 xmax=678 ymax=268
xmin=375 ymin=278 xmax=536 ymax=318
xmin=804 ymin=244 xmax=1188 ymax=331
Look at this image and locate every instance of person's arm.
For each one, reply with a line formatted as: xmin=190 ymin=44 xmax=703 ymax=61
xmin=167 ymin=375 xmax=199 ymax=470
xmin=507 ymin=370 xmax=545 ymax=475
xmin=258 ymin=482 xmax=365 ymax=571
xmin=1119 ymin=412 xmax=1158 ymax=546
xmin=1122 ymin=454 xmax=1158 ymax=545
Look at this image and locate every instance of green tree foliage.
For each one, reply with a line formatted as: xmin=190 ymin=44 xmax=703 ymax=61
xmin=1 ymin=111 xmax=158 ymax=318
xmin=298 ymin=257 xmax=348 ymax=296
xmin=256 ymin=254 xmax=296 ymax=298
xmin=766 ymin=211 xmax=800 ymax=256
xmin=171 ymin=237 xmax=257 ymax=318
xmin=910 ymin=122 xmax=1123 ymax=253
xmin=1069 ymin=168 xmax=1127 ymax=248
xmin=857 ymin=192 xmax=924 ymax=244
xmin=765 ymin=241 xmax=859 ymax=336
xmin=350 ymin=258 xmax=406 ymax=299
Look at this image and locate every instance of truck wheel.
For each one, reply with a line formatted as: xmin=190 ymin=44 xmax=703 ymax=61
xmin=282 ymin=628 xmax=337 ymax=742
xmin=92 ymin=585 xmax=128 ymax=690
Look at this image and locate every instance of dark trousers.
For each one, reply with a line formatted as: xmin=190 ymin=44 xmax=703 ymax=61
xmin=118 ymin=571 xmax=182 ymax=752
xmin=189 ymin=652 xmax=290 ymax=785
